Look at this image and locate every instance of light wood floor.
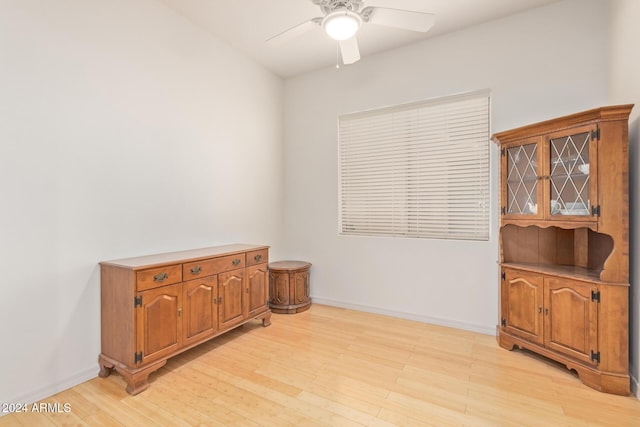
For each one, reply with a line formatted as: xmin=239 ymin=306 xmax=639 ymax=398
xmin=2 ymin=304 xmax=640 ymax=426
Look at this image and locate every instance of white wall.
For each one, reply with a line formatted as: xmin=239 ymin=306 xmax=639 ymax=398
xmin=283 ymin=0 xmax=609 ymax=333
xmin=609 ymin=0 xmax=640 ymax=397
xmin=0 ymin=0 xmax=284 ymax=404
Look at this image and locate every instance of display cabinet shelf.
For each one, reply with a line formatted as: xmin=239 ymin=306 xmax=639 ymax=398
xmin=501 ymin=262 xmax=604 ymax=283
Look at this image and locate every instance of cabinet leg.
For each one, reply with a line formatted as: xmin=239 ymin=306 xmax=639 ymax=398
xmin=498 ymin=331 xmax=517 ymax=350
xmin=98 ymin=354 xmax=113 ymax=378
xmin=98 ymin=353 xmax=166 ymax=395
xmin=116 ymin=360 xmax=167 ymax=395
xmin=262 ymin=311 xmax=272 ymax=327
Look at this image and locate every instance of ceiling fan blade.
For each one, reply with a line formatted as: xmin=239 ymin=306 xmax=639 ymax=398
xmin=339 ymin=37 xmax=360 ymax=65
xmin=266 ymin=19 xmax=321 ymax=45
xmin=365 ymin=7 xmax=435 ymax=32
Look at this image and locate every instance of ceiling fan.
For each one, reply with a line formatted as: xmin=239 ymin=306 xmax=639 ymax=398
xmin=267 ymin=0 xmax=435 ymax=65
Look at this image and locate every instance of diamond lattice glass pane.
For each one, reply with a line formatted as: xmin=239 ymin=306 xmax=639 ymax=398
xmin=550 ymin=132 xmax=590 ymax=216
xmin=506 ymin=144 xmax=538 ymax=214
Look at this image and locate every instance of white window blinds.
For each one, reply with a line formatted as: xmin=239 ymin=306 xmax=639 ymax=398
xmin=338 ymin=91 xmax=490 ymax=241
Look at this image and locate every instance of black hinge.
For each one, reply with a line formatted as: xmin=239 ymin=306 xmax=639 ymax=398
xmin=135 ymin=352 xmax=142 ymax=364
xmin=501 ymin=148 xmax=506 ymax=157
xmin=591 ymin=350 xmax=600 ymax=363
xmin=134 ymin=296 xmax=142 ymax=308
xmin=501 ymin=206 xmax=506 ymax=215
xmin=501 ymin=272 xmax=506 ymax=280
xmin=591 ymin=128 xmax=600 ymax=141
xmin=501 ymin=318 xmax=506 ymax=327
xmin=591 ymin=205 xmax=601 ymax=217
xmin=591 ymin=290 xmax=601 ymax=303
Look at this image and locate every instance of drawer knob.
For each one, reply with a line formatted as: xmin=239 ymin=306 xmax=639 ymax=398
xmin=153 ymin=272 xmax=169 ymax=282
xmin=254 ymin=254 xmax=262 ymax=262
xmin=190 ymin=266 xmax=202 ymax=275
xmin=232 ymin=258 xmax=241 ymax=266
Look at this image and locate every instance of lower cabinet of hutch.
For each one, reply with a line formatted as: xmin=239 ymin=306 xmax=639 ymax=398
xmin=500 ymin=267 xmax=628 ymax=395
xmin=98 ymin=244 xmax=271 ymax=395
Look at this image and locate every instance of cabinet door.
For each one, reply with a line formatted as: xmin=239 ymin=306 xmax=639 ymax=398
xmin=544 ymin=277 xmax=598 ymax=365
xmin=136 ymin=284 xmax=182 ymax=366
xmin=544 ymin=124 xmax=598 ymax=221
xmin=292 ymin=270 xmax=310 ymax=305
xmin=502 ymin=270 xmax=544 ymax=345
xmin=247 ymin=264 xmax=268 ymax=318
xmin=183 ymin=276 xmax=217 ymax=347
xmin=502 ymin=139 xmax=543 ymax=218
xmin=218 ymin=268 xmax=245 ymax=330
xmin=270 ymin=271 xmax=289 ymax=306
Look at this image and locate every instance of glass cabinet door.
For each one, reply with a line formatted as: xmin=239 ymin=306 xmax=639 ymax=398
xmin=548 ymin=128 xmax=594 ymax=218
xmin=505 ymin=142 xmax=539 ymax=216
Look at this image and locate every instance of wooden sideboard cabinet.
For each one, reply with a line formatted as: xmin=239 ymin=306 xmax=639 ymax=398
xmin=98 ymin=244 xmax=271 ymax=395
xmin=493 ymin=105 xmax=633 ymax=395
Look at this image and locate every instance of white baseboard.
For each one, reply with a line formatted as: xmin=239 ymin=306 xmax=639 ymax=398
xmin=1 ymin=367 xmax=98 ymax=416
xmin=632 ymin=373 xmax=639 ymax=399
xmin=311 ymin=296 xmax=496 ymax=336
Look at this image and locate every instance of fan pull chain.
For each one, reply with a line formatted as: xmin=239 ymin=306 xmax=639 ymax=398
xmin=336 ymin=43 xmax=340 ymax=69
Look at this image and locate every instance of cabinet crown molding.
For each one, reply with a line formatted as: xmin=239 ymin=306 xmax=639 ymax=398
xmin=492 ymin=104 xmax=633 ymax=144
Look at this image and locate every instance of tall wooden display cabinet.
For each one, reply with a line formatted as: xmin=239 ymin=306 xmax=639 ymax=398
xmin=492 ymin=105 xmax=633 ymax=395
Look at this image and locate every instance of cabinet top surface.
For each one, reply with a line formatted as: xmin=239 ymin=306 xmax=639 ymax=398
xmin=492 ymin=104 xmax=633 ymax=144
xmin=101 ymin=243 xmax=269 ymax=269
xmin=268 ymin=260 xmax=312 ymax=271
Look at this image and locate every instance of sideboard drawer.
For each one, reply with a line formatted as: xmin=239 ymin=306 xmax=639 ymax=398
xmin=210 ymin=254 xmax=245 ymax=272
xmin=183 ymin=258 xmax=218 ymax=279
xmin=183 ymin=254 xmax=245 ymax=280
xmin=246 ymin=249 xmax=268 ymax=266
xmin=136 ymin=265 xmax=182 ymax=291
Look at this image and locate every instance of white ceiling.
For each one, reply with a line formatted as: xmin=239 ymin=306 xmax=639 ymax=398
xmin=157 ymin=0 xmax=562 ymax=78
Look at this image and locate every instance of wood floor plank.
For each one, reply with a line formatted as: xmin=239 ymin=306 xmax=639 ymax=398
xmin=297 ymin=390 xmax=394 ymax=427
xmin=0 ymin=415 xmax=23 ymax=427
xmin=3 ymin=304 xmax=640 ymax=426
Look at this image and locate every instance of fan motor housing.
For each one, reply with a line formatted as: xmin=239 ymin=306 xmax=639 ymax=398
xmin=312 ymin=0 xmax=364 ymax=15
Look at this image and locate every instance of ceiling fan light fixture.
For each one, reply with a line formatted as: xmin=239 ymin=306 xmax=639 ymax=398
xmin=322 ymin=10 xmax=362 ymax=41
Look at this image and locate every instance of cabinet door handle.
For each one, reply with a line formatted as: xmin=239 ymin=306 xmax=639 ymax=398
xmin=538 ymin=306 xmax=542 ymax=314
xmin=153 ymin=272 xmax=168 ymax=282
xmin=178 ymin=308 xmax=182 ymax=317
xmin=218 ymin=296 xmax=222 ymax=304
xmin=544 ymin=308 xmax=549 ymax=315
xmin=232 ymin=259 xmax=241 ymax=266
xmin=254 ymin=254 xmax=262 ymax=262
xmin=190 ymin=266 xmax=202 ymax=275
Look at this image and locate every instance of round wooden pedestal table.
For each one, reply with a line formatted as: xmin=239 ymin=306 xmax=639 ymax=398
xmin=268 ymin=261 xmax=312 ymax=314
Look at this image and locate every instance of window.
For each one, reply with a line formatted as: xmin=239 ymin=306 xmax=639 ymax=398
xmin=338 ymin=91 xmax=490 ymax=241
